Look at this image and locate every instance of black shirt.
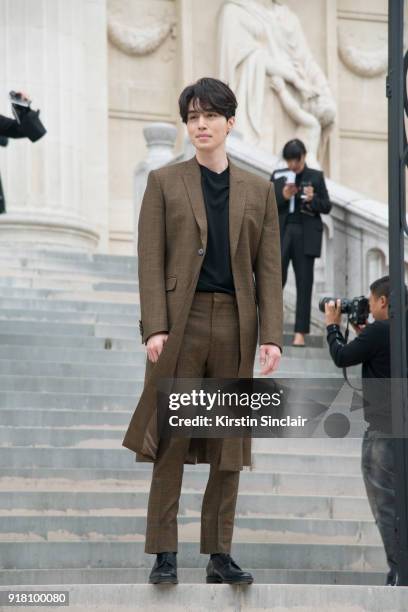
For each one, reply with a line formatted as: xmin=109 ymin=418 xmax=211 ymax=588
xmin=326 ymin=321 xmax=391 ymax=432
xmin=196 ymin=164 xmax=235 ymax=295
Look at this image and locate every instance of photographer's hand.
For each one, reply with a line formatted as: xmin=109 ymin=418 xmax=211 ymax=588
xmin=351 ymin=322 xmax=366 ymax=336
xmin=324 ymin=299 xmax=342 ymax=326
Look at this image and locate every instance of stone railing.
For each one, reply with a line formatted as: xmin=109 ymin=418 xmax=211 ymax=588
xmin=134 ymin=123 xmax=408 ymax=332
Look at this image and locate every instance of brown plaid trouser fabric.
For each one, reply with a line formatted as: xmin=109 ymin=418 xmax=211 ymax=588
xmin=145 ymin=291 xmax=241 ymax=554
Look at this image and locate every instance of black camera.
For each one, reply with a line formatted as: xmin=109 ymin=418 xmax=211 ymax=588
xmin=319 ymin=296 xmax=369 ymax=326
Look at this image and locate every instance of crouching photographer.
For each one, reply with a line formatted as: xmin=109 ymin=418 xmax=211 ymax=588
xmin=322 ymin=276 xmax=399 ymax=586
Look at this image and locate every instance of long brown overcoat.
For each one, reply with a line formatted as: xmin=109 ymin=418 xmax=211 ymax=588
xmin=122 ymin=156 xmax=283 ymax=470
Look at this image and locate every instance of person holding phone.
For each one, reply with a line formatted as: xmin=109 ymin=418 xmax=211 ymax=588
xmin=271 ymin=138 xmax=331 ymax=346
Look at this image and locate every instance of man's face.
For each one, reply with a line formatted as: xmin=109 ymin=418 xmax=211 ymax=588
xmin=286 ymin=155 xmax=306 ymax=174
xmin=368 ymin=291 xmax=389 ymax=321
xmin=186 ymin=99 xmax=235 ymax=153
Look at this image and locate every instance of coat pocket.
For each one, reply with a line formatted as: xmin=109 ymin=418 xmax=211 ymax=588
xmin=165 ymin=276 xmax=177 ymax=291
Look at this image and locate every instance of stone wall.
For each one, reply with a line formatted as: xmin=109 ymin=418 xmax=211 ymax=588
xmin=107 ymin=0 xmax=388 ymax=255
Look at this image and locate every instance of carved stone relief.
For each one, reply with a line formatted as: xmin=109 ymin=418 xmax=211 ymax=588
xmin=108 ymin=0 xmax=176 ymax=59
xmin=338 ymin=26 xmax=387 ymax=78
xmin=218 ymin=0 xmax=336 ymax=163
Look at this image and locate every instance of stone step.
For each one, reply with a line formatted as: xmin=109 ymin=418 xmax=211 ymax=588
xmin=0 ymin=308 xmax=140 ymax=326
xmin=0 ymin=300 xmax=333 ymax=357
xmin=0 ymin=541 xmax=387 ymax=572
xmin=1 ymin=584 xmax=404 ymax=612
xmin=0 ymin=513 xmax=380 ymax=544
xmin=0 ymin=469 xmax=367 ymax=497
xmin=0 ymin=389 xmax=361 ymax=411
xmin=0 ymin=297 xmax=140 ymax=315
xmin=0 ymin=261 xmax=137 ymax=280
xmin=0 ymin=346 xmax=147 ymax=364
xmin=0 ymin=372 xmax=353 ymax=394
xmin=0 ymin=358 xmax=341 ymax=379
xmin=0 ymin=426 xmax=364 ymax=454
xmin=0 ymin=320 xmax=140 ymax=339
xmin=0 ymin=408 xmax=134 ymax=427
xmin=0 ymin=276 xmax=138 ymax=292
xmin=1 ymin=404 xmax=361 ymax=432
xmin=279 ymin=357 xmax=339 ymax=373
xmin=252 ymin=451 xmax=361 ymax=474
xmin=0 ymin=360 xmax=146 ymax=380
xmin=0 ymin=417 xmax=362 ymax=454
xmin=0 ymin=568 xmax=390 ymax=586
xmin=0 ymin=268 xmax=138 ymax=286
xmin=0 ymin=488 xmax=372 ymax=519
xmin=0 ymin=445 xmax=364 ymax=473
xmin=0 ymin=334 xmax=142 ymax=351
xmin=0 ymin=374 xmax=142 ymax=395
xmin=0 ymin=287 xmax=139 ymax=303
xmin=0 ymin=391 xmax=138 ymax=409
xmin=0 ymin=247 xmax=137 ymax=267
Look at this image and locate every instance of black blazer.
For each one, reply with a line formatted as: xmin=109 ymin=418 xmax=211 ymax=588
xmin=271 ymin=165 xmax=331 ymax=257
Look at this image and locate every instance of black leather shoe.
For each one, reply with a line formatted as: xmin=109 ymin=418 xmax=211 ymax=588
xmin=149 ymin=552 xmax=178 ymax=584
xmin=206 ymin=553 xmax=253 ymax=584
xmin=386 ymin=569 xmax=398 ymax=586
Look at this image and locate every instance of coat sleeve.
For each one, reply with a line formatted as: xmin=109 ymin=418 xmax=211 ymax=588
xmin=138 ymin=170 xmax=168 ymax=344
xmin=0 ymin=114 xmax=24 ymax=139
xmin=254 ymin=182 xmax=283 ymax=350
xmin=310 ymin=172 xmax=331 ymax=214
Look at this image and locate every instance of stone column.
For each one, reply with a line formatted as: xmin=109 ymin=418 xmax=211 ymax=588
xmin=133 ymin=123 xmax=177 ymax=253
xmin=0 ymin=0 xmax=109 ymax=252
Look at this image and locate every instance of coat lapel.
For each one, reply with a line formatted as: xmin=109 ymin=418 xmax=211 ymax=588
xmin=182 ymin=156 xmax=246 ymax=259
xmin=182 ymin=157 xmax=208 ymax=249
xmin=229 ymin=160 xmax=246 ymax=261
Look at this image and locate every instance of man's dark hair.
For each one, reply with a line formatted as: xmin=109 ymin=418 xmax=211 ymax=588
xmin=370 ymin=276 xmax=390 ymax=301
xmin=178 ymin=78 xmax=237 ymax=123
xmin=282 ymin=138 xmax=307 ymax=161
xmin=370 ymin=274 xmax=408 ymax=308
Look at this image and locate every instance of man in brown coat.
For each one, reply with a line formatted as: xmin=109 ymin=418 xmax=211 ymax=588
xmin=122 ymin=77 xmax=283 ymax=584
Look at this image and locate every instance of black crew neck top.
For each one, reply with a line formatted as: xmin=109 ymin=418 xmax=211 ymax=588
xmin=196 ymin=163 xmax=235 ymax=295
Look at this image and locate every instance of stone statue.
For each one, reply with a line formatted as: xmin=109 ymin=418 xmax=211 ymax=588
xmin=218 ymin=0 xmax=336 ymax=162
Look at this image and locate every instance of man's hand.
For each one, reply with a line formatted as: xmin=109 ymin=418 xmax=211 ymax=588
xmin=303 ymin=185 xmax=314 ymax=202
xmin=146 ymin=333 xmax=168 ymax=363
xmin=259 ymin=344 xmax=281 ymax=375
xmin=324 ymin=300 xmax=342 ymax=326
xmin=282 ymin=183 xmax=298 ymax=200
xmin=351 ymin=322 xmax=366 ymax=336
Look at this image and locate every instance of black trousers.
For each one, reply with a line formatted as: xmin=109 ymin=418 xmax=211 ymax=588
xmin=281 ymin=223 xmax=315 ymax=334
xmin=361 ymin=429 xmax=397 ymax=581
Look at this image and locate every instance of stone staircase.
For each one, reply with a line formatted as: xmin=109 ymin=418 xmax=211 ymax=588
xmin=0 ymin=248 xmax=406 ymax=611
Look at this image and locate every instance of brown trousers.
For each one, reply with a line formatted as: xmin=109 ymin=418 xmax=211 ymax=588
xmin=145 ymin=292 xmax=241 ymax=554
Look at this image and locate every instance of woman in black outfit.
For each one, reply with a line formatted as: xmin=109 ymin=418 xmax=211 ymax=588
xmin=271 ymin=139 xmax=331 ymax=346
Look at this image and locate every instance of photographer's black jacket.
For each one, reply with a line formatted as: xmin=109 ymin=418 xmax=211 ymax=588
xmin=271 ymin=165 xmax=331 ymax=257
xmin=326 ymin=321 xmax=391 ymax=432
